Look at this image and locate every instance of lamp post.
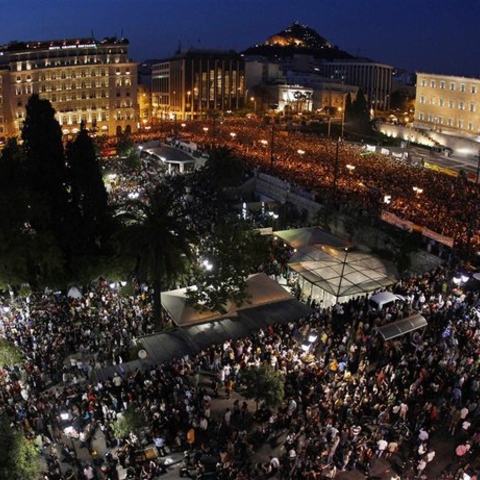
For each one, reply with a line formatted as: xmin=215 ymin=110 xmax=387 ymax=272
xmin=335 ymin=247 xmax=349 ymax=303
xmin=333 ymin=137 xmax=341 ymax=197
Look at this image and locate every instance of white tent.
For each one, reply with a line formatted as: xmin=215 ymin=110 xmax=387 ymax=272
xmin=289 ymin=245 xmax=398 ymax=307
xmin=67 ymin=285 xmax=82 ymax=299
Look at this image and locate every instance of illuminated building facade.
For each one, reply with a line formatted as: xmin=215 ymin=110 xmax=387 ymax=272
xmin=0 ymin=37 xmax=138 ymax=140
xmin=415 ymin=72 xmax=480 ymax=139
xmin=320 ymin=60 xmax=393 ymax=111
xmin=152 ymin=48 xmax=245 ymax=120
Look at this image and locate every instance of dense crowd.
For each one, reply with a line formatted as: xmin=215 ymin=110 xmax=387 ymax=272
xmin=1 ymin=122 xmax=480 ymax=480
xmin=1 ymin=260 xmax=480 ymax=479
xmin=162 ymin=118 xmax=480 ymax=257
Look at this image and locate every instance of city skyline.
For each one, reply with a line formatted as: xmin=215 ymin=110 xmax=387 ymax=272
xmin=2 ymin=0 xmax=479 ymax=77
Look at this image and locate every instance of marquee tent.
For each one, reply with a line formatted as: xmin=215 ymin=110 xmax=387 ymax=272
xmin=95 ymin=281 xmax=312 ymax=380
xmin=289 ymin=245 xmax=398 ymax=307
xmin=161 ymin=272 xmax=297 ymax=328
xmin=274 ymin=226 xmax=352 ymax=250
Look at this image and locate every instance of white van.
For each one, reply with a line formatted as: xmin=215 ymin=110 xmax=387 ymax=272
xmin=369 ymin=292 xmax=406 ymax=311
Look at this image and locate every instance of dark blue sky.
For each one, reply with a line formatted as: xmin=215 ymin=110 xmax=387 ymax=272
xmin=4 ymin=0 xmax=479 ymax=77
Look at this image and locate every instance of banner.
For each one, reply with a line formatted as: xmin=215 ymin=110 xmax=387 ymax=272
xmin=380 ymin=210 xmax=413 ymax=232
xmin=422 ymin=227 xmax=455 ymax=248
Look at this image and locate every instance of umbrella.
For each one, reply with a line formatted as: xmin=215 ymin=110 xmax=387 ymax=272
xmin=456 ymin=444 xmax=467 ymax=456
xmin=67 ymin=286 xmax=82 ymax=299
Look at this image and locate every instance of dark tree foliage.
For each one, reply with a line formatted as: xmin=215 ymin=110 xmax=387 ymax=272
xmin=0 ymin=418 xmax=43 ymax=480
xmin=65 ymin=124 xmax=115 ymax=282
xmin=22 ymin=94 xmax=69 ymax=234
xmin=202 ymin=146 xmax=247 ymax=189
xmin=115 ymin=181 xmax=197 ymax=328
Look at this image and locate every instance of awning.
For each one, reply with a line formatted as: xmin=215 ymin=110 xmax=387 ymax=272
xmin=375 ymin=314 xmax=427 ymax=341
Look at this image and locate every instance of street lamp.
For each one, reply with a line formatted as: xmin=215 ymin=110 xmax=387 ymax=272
xmin=336 ymin=247 xmax=349 ymax=303
xmin=346 ymin=164 xmax=355 ymax=174
xmin=230 ymin=132 xmax=237 ymax=140
xmin=333 ymin=136 xmax=341 ymax=197
xmin=270 ymin=120 xmax=275 ymax=167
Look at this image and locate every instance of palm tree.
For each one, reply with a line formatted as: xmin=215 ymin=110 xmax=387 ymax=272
xmin=115 ymin=182 xmax=196 ymax=329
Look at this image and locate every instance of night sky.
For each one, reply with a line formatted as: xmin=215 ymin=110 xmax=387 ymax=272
xmin=3 ymin=0 xmax=479 ymax=77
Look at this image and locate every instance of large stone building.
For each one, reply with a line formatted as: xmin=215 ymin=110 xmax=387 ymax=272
xmin=151 ymin=48 xmax=246 ymax=120
xmin=0 ymin=36 xmax=138 ymax=141
xmin=415 ymin=72 xmax=480 ymax=139
xmin=320 ymin=60 xmax=393 ymax=112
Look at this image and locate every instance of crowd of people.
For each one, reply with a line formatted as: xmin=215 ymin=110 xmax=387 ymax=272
xmin=1 ymin=121 xmax=480 ymax=480
xmin=159 ymin=118 xmax=480 ymax=257
xmin=2 ymin=261 xmax=480 ymax=479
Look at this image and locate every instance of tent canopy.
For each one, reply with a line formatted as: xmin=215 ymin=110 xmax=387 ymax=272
xmin=274 ymin=226 xmax=352 ymax=250
xmin=95 ymin=294 xmax=312 ymax=381
xmin=375 ymin=314 xmax=427 ymax=341
xmin=289 ymin=245 xmax=398 ymax=305
xmin=161 ymin=273 xmax=295 ymax=327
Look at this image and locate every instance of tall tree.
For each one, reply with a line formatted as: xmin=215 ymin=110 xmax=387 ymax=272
xmin=186 ymin=220 xmax=269 ymax=313
xmin=202 ymin=146 xmax=246 ymax=189
xmin=115 ymin=182 xmax=196 ymax=328
xmin=22 ymin=94 xmax=69 ymax=234
xmin=65 ymin=124 xmax=113 ymax=282
xmin=19 ymin=95 xmax=69 ymax=286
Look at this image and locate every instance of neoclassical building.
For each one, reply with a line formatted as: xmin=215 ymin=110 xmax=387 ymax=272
xmin=0 ymin=36 xmax=138 ymax=140
xmin=415 ymin=72 xmax=480 ymax=139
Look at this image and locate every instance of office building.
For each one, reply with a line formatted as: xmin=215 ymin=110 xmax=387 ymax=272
xmin=320 ymin=60 xmax=393 ymax=112
xmin=152 ymin=48 xmax=245 ymax=120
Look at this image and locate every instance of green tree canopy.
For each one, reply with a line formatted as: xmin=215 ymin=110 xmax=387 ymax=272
xmin=0 ymin=419 xmax=43 ymax=480
xmin=186 ymin=219 xmax=269 ymax=313
xmin=241 ymin=365 xmax=285 ymax=410
xmin=115 ymin=181 xmax=197 ymax=328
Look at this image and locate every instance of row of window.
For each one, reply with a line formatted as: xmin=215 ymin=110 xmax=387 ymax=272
xmin=15 ymin=68 xmax=131 ymax=82
xmin=417 ymin=112 xmax=479 ymax=131
xmin=420 ymin=78 xmax=478 ymax=94
xmin=14 ymin=55 xmax=129 ymax=71
xmin=418 ymin=96 xmax=476 ymax=111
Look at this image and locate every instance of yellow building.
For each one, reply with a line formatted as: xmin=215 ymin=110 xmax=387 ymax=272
xmin=0 ymin=36 xmax=138 ymax=141
xmin=415 ymin=72 xmax=480 ymax=139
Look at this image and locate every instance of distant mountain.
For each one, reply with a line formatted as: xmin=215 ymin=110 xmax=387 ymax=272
xmin=242 ymin=21 xmax=354 ymax=60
